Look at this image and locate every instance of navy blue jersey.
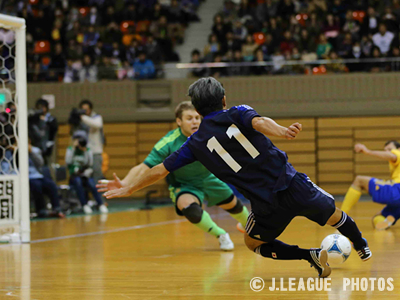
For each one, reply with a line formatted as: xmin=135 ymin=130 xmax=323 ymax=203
xmin=163 ymin=105 xmax=297 ymax=212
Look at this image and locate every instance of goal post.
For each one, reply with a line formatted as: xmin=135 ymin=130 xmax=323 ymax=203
xmin=0 ymin=14 xmax=30 ymax=243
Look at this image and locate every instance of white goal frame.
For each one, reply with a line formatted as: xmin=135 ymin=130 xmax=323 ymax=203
xmin=0 ymin=14 xmax=30 ymax=243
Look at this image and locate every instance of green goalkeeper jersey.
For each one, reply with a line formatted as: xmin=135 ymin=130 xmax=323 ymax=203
xmin=143 ymin=128 xmax=214 ymax=187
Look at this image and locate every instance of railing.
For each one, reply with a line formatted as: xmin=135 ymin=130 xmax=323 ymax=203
xmin=27 ymin=57 xmax=400 ymax=82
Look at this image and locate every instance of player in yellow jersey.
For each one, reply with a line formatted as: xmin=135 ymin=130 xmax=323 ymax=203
xmin=342 ymin=140 xmax=400 ymax=230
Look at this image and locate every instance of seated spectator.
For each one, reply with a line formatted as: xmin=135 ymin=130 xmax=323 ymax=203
xmin=323 ymin=14 xmax=340 ymax=43
xmin=210 ymin=52 xmax=226 ymax=78
xmin=98 ymin=56 xmax=117 ymax=80
xmin=239 ymin=0 xmax=255 ymax=17
xmin=306 ymin=13 xmax=321 ymax=38
xmin=149 ymin=2 xmax=169 ymax=21
xmin=83 ymin=26 xmax=100 ymax=49
xmin=337 ymin=33 xmax=353 ymax=57
xmin=121 ymin=3 xmax=139 ymax=22
xmin=252 ymin=48 xmax=270 ymax=76
xmin=298 ymin=28 xmax=316 ymax=54
xmin=228 ymin=50 xmax=249 ymax=76
xmin=79 ymin=55 xmax=98 ymax=82
xmin=369 ymin=46 xmax=387 ymax=73
xmin=232 ymin=20 xmax=248 ymax=42
xmin=382 ymin=7 xmax=398 ymax=33
xmin=326 ymin=51 xmax=346 ymax=73
xmin=212 ymin=14 xmax=231 ymax=42
xmin=50 ymin=43 xmax=66 ymax=79
xmin=221 ymin=31 xmax=241 ymax=56
xmin=65 ymin=131 xmax=108 ymax=215
xmin=204 ymin=34 xmax=221 ymax=59
xmin=29 ymin=139 xmax=65 ymax=218
xmin=190 ymin=49 xmax=206 ymax=78
xmin=84 ymin=6 xmax=102 ymax=27
xmin=362 ymin=7 xmax=379 ymax=36
xmin=290 ymin=47 xmax=304 ymax=74
xmin=278 ymin=0 xmax=295 ymax=18
xmin=118 ymin=61 xmax=135 ymax=80
xmin=280 ymin=30 xmax=297 ymax=55
xmin=372 ymin=24 xmax=395 ymax=55
xmin=126 ymin=39 xmax=141 ymax=65
xmin=389 ymin=46 xmax=400 ymax=71
xmin=220 ymin=0 xmax=238 ymax=24
xmin=91 ymin=40 xmax=105 ymax=62
xmin=271 ymin=50 xmax=285 ymax=74
xmin=345 ymin=41 xmax=367 ymax=72
xmin=150 ymin=16 xmax=177 ymax=61
xmin=307 ymin=0 xmax=327 ymax=15
xmin=63 ymin=59 xmax=81 ymax=83
xmin=146 ymin=35 xmax=163 ymax=65
xmin=342 ymin=10 xmax=360 ymax=40
xmin=66 ymin=40 xmax=83 ymax=60
xmin=316 ymin=34 xmax=332 ymax=58
xmin=111 ymin=42 xmax=125 ymax=65
xmin=133 ymin=51 xmax=156 ymax=79
xmin=361 ymin=35 xmax=373 ymax=57
xmin=258 ymin=33 xmax=276 ymax=58
xmin=257 ymin=0 xmax=278 ymax=22
xmin=103 ymin=6 xmax=118 ymax=26
xmin=242 ymin=35 xmax=258 ymax=61
xmin=102 ymin=22 xmax=122 ymax=45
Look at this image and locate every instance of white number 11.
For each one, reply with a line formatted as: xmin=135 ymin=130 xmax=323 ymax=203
xmin=207 ymin=124 xmax=260 ymax=173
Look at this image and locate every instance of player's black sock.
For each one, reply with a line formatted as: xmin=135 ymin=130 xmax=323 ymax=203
xmin=332 ymin=211 xmax=365 ymax=249
xmin=255 ymin=239 xmax=311 ymax=260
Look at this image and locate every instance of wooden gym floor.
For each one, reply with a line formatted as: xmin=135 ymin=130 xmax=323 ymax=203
xmin=1 ymin=201 xmax=400 ymax=300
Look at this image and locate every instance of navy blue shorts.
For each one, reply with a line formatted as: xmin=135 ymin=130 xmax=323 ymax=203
xmin=368 ymin=178 xmax=400 ymax=205
xmin=245 ymin=173 xmax=336 ymax=243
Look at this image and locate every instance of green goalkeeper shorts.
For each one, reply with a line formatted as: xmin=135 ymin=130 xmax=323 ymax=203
xmin=169 ymin=178 xmax=234 ymax=216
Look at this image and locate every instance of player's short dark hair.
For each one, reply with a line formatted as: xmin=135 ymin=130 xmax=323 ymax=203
xmin=79 ymin=99 xmax=93 ymax=109
xmin=35 ymin=98 xmax=49 ymax=109
xmin=188 ymin=77 xmax=225 ymax=117
xmin=175 ymin=101 xmax=195 ymax=119
xmin=385 ymin=140 xmax=400 ymax=148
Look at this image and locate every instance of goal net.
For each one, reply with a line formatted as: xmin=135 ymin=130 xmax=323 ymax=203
xmin=0 ymin=14 xmax=30 ymax=243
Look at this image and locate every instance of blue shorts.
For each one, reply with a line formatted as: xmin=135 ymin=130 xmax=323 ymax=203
xmin=245 ymin=173 xmax=336 ymax=242
xmin=381 ymin=206 xmax=400 ymax=224
xmin=368 ymin=178 xmax=400 ymax=206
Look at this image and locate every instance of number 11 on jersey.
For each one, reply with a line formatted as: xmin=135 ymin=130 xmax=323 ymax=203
xmin=207 ymin=124 xmax=260 ymax=173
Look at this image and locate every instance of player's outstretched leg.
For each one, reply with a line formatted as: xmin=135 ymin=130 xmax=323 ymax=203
xmin=373 ymin=214 xmax=396 ymax=230
xmin=244 ymin=233 xmax=331 ymax=278
xmin=177 ymin=194 xmax=234 ymax=251
xmin=327 ymin=207 xmax=372 ymax=261
xmin=372 ymin=205 xmax=400 ymax=230
xmin=217 ymin=196 xmax=249 ymax=233
xmin=342 ymin=175 xmax=371 ymax=213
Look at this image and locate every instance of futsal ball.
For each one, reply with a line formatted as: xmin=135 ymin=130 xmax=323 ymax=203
xmin=320 ymin=234 xmax=351 ymax=265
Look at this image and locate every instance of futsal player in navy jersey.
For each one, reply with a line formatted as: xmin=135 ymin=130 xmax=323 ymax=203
xmin=105 ymin=77 xmax=371 ymax=278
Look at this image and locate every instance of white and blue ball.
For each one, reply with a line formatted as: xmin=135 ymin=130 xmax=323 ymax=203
xmin=321 ymin=234 xmax=351 ymax=265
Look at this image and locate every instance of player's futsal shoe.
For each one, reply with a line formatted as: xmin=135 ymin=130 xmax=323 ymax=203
xmin=236 ymin=223 xmax=245 ymax=233
xmin=83 ymin=205 xmax=93 ymax=214
xmin=354 ymin=238 xmax=372 ymax=261
xmin=218 ymin=233 xmax=234 ymax=251
xmin=374 ymin=215 xmax=395 ymax=230
xmin=309 ymin=249 xmax=331 ymax=278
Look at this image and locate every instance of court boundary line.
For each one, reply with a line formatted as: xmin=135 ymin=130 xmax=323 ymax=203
xmin=0 ymin=213 xmax=375 ymax=247
xmin=0 ymin=212 xmax=230 ymax=246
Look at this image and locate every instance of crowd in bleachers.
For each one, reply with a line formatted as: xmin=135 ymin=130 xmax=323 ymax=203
xmin=191 ymin=0 xmax=400 ymax=77
xmin=2 ymin=0 xmax=201 ymax=82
